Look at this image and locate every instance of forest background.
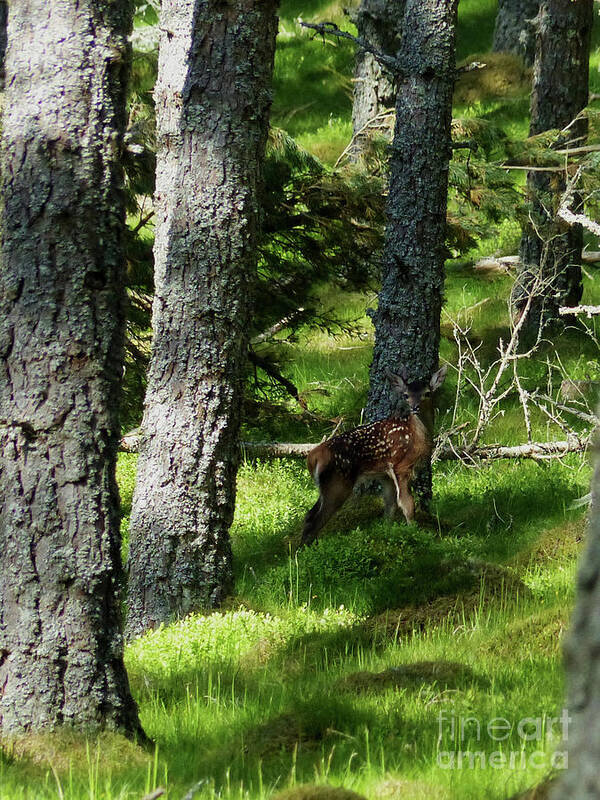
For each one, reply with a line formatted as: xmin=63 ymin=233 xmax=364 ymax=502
xmin=3 ymin=1 xmax=600 ymax=799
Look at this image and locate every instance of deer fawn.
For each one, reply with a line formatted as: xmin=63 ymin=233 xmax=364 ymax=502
xmin=300 ymin=365 xmax=448 ymax=546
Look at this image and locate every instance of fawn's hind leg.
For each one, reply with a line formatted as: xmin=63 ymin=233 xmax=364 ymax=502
xmin=301 ymin=474 xmax=353 ymax=546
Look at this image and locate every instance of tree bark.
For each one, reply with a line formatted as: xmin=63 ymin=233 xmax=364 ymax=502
xmin=492 ymin=0 xmax=539 ymax=66
xmin=350 ymin=0 xmax=404 ymax=158
xmin=552 ymin=436 xmax=600 ymax=798
xmin=0 ymin=1 xmax=7 ymax=89
xmin=515 ymin=0 xmax=593 ymax=335
xmin=126 ymin=0 xmax=279 ymax=638
xmin=366 ymin=0 xmax=458 ymax=506
xmin=0 ymin=1 xmax=143 ymax=737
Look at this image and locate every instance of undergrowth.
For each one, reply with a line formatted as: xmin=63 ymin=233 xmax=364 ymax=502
xmin=1 ymin=2 xmax=598 ymax=800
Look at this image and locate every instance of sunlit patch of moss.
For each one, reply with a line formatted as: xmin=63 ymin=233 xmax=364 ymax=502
xmin=273 ymin=786 xmax=367 ymax=800
xmin=125 ymin=605 xmax=361 ymax=684
xmin=338 ymin=661 xmax=479 ymax=693
xmin=454 ymin=53 xmax=531 ymax=107
xmin=481 ymin=607 xmax=569 ymax=662
xmin=2 ymin=729 xmax=150 ymax=776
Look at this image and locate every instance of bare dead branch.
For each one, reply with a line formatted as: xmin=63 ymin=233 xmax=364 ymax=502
xmin=557 ymin=205 xmax=600 ymax=236
xmin=559 ymin=304 xmax=600 ymax=317
xmin=248 ymin=350 xmax=307 ymax=409
xmin=251 ymin=309 xmax=305 ymax=345
xmin=298 ymin=19 xmax=401 ymax=74
xmin=555 ymin=144 xmax=600 ymax=156
xmin=334 ymin=108 xmax=395 ymax=167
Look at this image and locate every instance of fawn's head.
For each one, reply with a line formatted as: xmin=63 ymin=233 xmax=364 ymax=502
xmin=386 ymin=364 xmax=448 ymax=414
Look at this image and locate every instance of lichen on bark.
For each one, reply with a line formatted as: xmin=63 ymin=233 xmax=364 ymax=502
xmin=125 ymin=1 xmax=279 ymax=638
xmin=0 ymin=0 xmax=143 ymax=737
xmin=515 ymin=0 xmax=593 ymax=334
xmin=366 ymin=0 xmax=458 ymax=506
xmin=350 ymin=0 xmax=404 ymax=158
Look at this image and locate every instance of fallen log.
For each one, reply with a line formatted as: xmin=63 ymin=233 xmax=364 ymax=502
xmin=239 ymin=438 xmax=589 ymax=462
xmin=559 ymin=304 xmax=600 ymax=317
xmin=436 ymin=437 xmax=589 ymax=462
xmin=240 ymin=441 xmax=314 ymax=458
xmin=120 ymin=433 xmax=590 ymax=461
xmin=474 ymin=252 xmax=600 ymax=274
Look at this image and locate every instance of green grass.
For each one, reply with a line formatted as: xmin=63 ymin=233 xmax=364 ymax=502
xmin=2 ymin=2 xmax=600 ymax=799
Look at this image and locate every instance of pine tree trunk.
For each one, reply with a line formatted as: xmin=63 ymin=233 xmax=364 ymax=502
xmin=0 ymin=1 xmax=7 ymax=89
xmin=125 ymin=1 xmax=279 ymax=638
xmin=515 ymin=0 xmax=593 ymax=334
xmin=366 ymin=0 xmax=458 ymax=506
xmin=552 ymin=439 xmax=600 ymax=798
xmin=492 ymin=0 xmax=539 ymax=66
xmin=351 ymin=0 xmax=404 ymax=157
xmin=0 ymin=1 xmax=143 ymax=737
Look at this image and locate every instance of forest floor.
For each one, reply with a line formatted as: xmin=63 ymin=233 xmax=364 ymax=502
xmin=3 ymin=1 xmax=600 ymax=799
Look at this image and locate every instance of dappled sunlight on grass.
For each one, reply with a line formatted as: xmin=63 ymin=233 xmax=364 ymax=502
xmin=4 ymin=2 xmax=600 ymax=799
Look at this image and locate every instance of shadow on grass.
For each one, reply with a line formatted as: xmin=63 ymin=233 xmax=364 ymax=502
xmin=145 ymin=671 xmax=474 ymax=795
xmin=232 ymin=452 xmax=587 ymax=619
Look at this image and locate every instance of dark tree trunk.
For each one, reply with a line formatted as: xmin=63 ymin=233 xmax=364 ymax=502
xmin=125 ymin=0 xmax=279 ymax=638
xmin=552 ymin=436 xmax=600 ymax=798
xmin=0 ymin=1 xmax=143 ymax=737
xmin=366 ymin=0 xmax=458 ymax=506
xmin=515 ymin=0 xmax=593 ymax=335
xmin=0 ymin=1 xmax=7 ymax=89
xmin=350 ymin=0 xmax=404 ymax=157
xmin=493 ymin=0 xmax=539 ymax=66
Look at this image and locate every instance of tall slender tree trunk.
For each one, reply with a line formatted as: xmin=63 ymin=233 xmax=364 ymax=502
xmin=0 ymin=1 xmax=143 ymax=737
xmin=366 ymin=0 xmax=458 ymax=507
xmin=126 ymin=1 xmax=279 ymax=638
xmin=493 ymin=0 xmax=539 ymax=66
xmin=350 ymin=0 xmax=404 ymax=158
xmin=515 ymin=0 xmax=593 ymax=334
xmin=0 ymin=1 xmax=7 ymax=89
xmin=552 ymin=437 xmax=600 ymax=798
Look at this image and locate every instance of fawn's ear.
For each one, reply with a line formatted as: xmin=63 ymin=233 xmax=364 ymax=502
xmin=429 ymin=364 xmax=448 ymax=392
xmin=386 ymin=367 xmax=409 ymax=393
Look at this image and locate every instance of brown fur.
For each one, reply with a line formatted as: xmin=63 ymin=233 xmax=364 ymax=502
xmin=300 ymin=365 xmax=447 ymax=546
xmin=301 ymin=414 xmax=431 ymax=546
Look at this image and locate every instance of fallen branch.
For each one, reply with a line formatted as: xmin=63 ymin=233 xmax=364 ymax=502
xmin=120 ymin=434 xmax=590 ymax=461
xmin=559 ymin=304 xmax=600 ymax=317
xmin=237 ymin=438 xmax=590 ymax=462
xmin=441 ymin=437 xmax=590 ymax=462
xmin=475 ymin=253 xmax=600 ymax=270
xmin=240 ymin=441 xmax=314 ymax=458
xmin=557 ymin=205 xmax=600 ymax=237
xmin=251 ymin=309 xmax=305 ymax=345
xmin=555 ymin=144 xmax=600 ymax=156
